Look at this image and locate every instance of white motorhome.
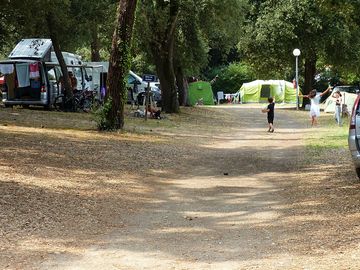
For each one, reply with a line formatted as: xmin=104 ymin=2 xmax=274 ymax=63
xmin=0 ymin=38 xmax=101 ymax=108
xmin=86 ymin=61 xmax=161 ymax=104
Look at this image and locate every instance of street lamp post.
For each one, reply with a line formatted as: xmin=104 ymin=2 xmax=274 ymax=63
xmin=293 ymin=48 xmax=301 ymax=110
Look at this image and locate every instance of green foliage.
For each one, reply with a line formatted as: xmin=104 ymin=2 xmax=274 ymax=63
xmin=75 ymin=47 xmax=110 ymax=62
xmin=94 ymin=98 xmax=114 ymax=131
xmin=131 ymin=54 xmax=156 ymax=74
xmin=69 ymin=0 xmax=117 ymax=59
xmin=238 ymin=0 xmax=360 ymax=83
xmin=0 ymin=0 xmax=116 ymax=59
xmin=199 ymin=0 xmax=248 ymax=66
xmin=136 ymin=0 xmax=248 ymax=79
xmin=210 ymin=62 xmax=256 ymax=94
xmin=4 ymin=0 xmax=360 ymax=112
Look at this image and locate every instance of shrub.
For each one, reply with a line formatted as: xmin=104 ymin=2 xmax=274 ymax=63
xmin=94 ymin=98 xmax=113 ymax=131
xmin=210 ymin=62 xmax=255 ymax=94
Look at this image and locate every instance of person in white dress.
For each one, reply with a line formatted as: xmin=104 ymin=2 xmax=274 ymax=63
xmin=301 ymin=86 xmax=332 ymax=126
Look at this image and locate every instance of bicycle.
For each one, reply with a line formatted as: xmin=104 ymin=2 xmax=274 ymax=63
xmin=76 ymin=89 xmax=102 ymax=112
xmin=53 ymin=93 xmax=80 ymax=112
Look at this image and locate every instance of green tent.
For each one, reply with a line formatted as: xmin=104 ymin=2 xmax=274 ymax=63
xmin=188 ymin=81 xmax=214 ymax=105
xmin=238 ymin=80 xmax=300 ymax=103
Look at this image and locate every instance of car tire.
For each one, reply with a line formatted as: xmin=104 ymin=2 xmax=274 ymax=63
xmin=356 ymin=168 xmax=360 ymax=179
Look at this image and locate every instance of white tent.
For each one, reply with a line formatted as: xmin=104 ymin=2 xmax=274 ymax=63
xmin=323 ymin=91 xmax=357 ymax=113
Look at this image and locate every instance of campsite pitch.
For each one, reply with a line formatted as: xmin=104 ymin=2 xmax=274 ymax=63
xmin=0 ymin=105 xmax=359 ymax=270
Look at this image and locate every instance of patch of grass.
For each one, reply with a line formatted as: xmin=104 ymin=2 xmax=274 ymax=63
xmin=305 ymin=113 xmax=349 ymax=163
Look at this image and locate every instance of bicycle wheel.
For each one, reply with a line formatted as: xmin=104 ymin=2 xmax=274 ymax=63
xmin=91 ymin=99 xmax=102 ymax=111
xmin=54 ymin=95 xmax=65 ymax=111
xmin=71 ymin=97 xmax=81 ymax=112
xmin=81 ymin=97 xmax=93 ymax=112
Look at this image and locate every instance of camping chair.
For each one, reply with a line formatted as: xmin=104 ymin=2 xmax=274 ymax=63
xmin=195 ymin=98 xmax=204 ymax=105
xmin=139 ymin=92 xmax=156 ymax=112
xmin=134 ymin=92 xmax=156 ymax=118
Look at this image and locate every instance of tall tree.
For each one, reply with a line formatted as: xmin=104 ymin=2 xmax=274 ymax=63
xmin=1 ymin=0 xmax=75 ymax=99
xmin=139 ymin=0 xmax=180 ymax=113
xmin=137 ymin=0 xmax=246 ymax=109
xmin=70 ymin=0 xmax=118 ymax=61
xmin=46 ymin=12 xmax=73 ymax=99
xmin=105 ymin=0 xmax=138 ymax=129
xmin=238 ymin=0 xmax=360 ymax=96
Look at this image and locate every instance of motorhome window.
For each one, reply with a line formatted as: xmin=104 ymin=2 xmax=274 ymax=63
xmin=127 ymin=74 xmax=137 ymax=84
xmin=54 ymin=66 xmax=62 ymax=81
xmin=69 ymin=67 xmax=82 ymax=90
xmin=71 ymin=67 xmax=81 ymax=78
xmin=47 ymin=67 xmax=57 ymax=81
xmin=85 ymin=68 xmax=92 ymax=81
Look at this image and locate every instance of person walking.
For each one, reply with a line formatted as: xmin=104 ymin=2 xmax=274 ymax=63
xmin=262 ymin=97 xmax=275 ymax=132
xmin=300 ymin=86 xmax=332 ymax=126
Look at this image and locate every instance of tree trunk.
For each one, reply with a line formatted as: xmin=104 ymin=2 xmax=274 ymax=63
xmin=155 ymin=54 xmax=179 ymax=113
xmin=302 ymin=52 xmax=317 ymax=107
xmin=304 ymin=55 xmax=317 ymax=95
xmin=91 ymin=25 xmax=101 ymax=62
xmin=175 ymin=66 xmax=187 ymax=106
xmin=105 ymin=0 xmax=137 ymax=129
xmin=46 ymin=14 xmax=72 ymax=99
xmin=146 ymin=0 xmax=180 ymax=113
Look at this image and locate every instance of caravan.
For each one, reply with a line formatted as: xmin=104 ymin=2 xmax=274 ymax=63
xmin=0 ymin=39 xmax=103 ymax=108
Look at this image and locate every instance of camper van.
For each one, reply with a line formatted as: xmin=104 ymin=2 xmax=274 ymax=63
xmin=0 ymin=38 xmax=100 ymax=108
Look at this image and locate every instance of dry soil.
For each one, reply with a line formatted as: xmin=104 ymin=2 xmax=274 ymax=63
xmin=0 ymin=105 xmax=359 ymax=270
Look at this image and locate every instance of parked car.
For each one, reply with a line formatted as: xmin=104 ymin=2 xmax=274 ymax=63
xmin=126 ymin=72 xmax=161 ymax=105
xmin=348 ymin=93 xmax=360 ymax=178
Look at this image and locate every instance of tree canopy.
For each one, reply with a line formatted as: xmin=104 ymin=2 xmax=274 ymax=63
xmin=2 ymin=0 xmax=360 ymax=119
xmin=238 ymin=0 xmax=360 ymax=93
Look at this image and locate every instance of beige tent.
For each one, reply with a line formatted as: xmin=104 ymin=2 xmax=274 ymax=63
xmin=323 ymin=91 xmax=357 ymax=113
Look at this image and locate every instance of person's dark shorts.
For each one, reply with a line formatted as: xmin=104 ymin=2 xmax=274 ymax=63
xmin=267 ymin=116 xmax=274 ymax=124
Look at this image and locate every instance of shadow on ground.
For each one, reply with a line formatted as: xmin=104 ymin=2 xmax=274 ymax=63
xmin=0 ymin=106 xmax=359 ymax=269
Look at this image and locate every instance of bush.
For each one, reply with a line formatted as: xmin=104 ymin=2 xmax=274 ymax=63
xmin=94 ymin=98 xmax=113 ymax=131
xmin=209 ymin=62 xmax=255 ymax=94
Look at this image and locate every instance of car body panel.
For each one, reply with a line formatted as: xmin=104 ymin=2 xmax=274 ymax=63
xmin=348 ymin=94 xmax=360 ymax=174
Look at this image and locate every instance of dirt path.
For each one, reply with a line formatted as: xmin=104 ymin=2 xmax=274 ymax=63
xmin=36 ymin=106 xmax=353 ymax=270
xmin=1 ymin=106 xmax=359 ymax=269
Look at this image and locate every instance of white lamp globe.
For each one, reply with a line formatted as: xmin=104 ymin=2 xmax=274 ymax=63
xmin=293 ymin=48 xmax=301 ymax=57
